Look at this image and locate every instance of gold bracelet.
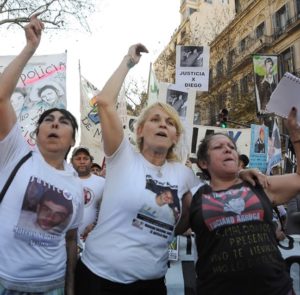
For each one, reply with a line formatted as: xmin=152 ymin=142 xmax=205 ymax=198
xmin=293 ymin=139 xmax=300 ymax=144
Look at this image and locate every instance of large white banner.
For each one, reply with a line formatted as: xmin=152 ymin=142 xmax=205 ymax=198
xmin=0 ymin=53 xmax=67 ymax=146
xmin=189 ymin=125 xmax=251 ymax=160
xmin=175 ymin=45 xmax=210 ymax=91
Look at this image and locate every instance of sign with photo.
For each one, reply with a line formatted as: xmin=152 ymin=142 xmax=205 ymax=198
xmin=249 ymin=124 xmax=269 ymax=172
xmin=175 ymin=45 xmax=210 ymax=91
xmin=253 ymin=54 xmax=279 ymax=114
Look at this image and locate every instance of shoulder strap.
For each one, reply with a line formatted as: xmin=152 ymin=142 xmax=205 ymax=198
xmin=0 ymin=151 xmax=32 ymax=203
xmin=273 ymin=205 xmax=284 ymax=229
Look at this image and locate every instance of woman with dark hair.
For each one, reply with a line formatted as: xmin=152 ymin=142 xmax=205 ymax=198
xmin=0 ymin=15 xmax=83 ymax=295
xmin=177 ymin=110 xmax=300 ymax=294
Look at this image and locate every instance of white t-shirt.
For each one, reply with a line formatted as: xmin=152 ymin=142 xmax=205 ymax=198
xmin=78 ymin=174 xmax=105 ymax=236
xmin=0 ymin=123 xmax=83 ymax=291
xmin=82 ymin=138 xmax=202 ymax=283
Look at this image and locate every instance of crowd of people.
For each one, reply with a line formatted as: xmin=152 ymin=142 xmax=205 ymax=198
xmin=1 ymin=14 xmax=300 ymax=295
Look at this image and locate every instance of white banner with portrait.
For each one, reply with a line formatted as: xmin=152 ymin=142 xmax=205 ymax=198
xmin=79 ymin=75 xmax=128 ymax=165
xmin=175 ymin=45 xmax=210 ymax=91
xmin=0 ymin=53 xmax=67 ymax=146
xmin=79 ymin=75 xmax=104 ymax=165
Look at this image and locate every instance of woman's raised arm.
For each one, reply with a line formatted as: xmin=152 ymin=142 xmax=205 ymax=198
xmin=0 ymin=14 xmax=43 ymax=140
xmin=93 ymin=44 xmax=148 ymax=156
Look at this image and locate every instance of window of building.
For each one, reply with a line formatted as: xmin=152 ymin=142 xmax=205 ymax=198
xmin=181 ymin=28 xmax=186 ymax=40
xmin=240 ymin=76 xmax=249 ymax=94
xmin=189 ymin=8 xmax=197 ymax=15
xmin=281 ymin=47 xmax=294 ymax=74
xmin=239 ymin=38 xmax=246 ymax=52
xmin=256 ymin=22 xmax=265 ymax=39
xmin=204 ymin=0 xmax=213 ymax=3
xmin=235 ymin=0 xmax=241 ymax=13
xmin=209 ymin=103 xmax=216 ymax=126
xmin=217 ymin=94 xmax=225 ymax=112
xmin=209 ymin=68 xmax=213 ymax=87
xmin=297 ymin=0 xmax=300 ymax=16
xmin=275 ymin=5 xmax=288 ymax=31
xmin=231 ymin=83 xmax=239 ymax=100
xmin=216 ymin=59 xmax=224 ymax=79
xmin=227 ymin=50 xmax=235 ymax=72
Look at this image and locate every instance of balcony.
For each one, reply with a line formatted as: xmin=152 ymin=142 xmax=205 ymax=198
xmin=228 ymin=34 xmax=273 ymax=73
xmin=273 ymin=14 xmax=300 ymax=41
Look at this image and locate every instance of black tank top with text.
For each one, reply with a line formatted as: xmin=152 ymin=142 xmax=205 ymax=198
xmin=190 ymin=182 xmax=292 ymax=295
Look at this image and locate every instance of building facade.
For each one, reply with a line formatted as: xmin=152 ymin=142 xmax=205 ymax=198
xmin=154 ymin=0 xmax=300 ymax=130
xmin=154 ymin=0 xmax=235 ymax=84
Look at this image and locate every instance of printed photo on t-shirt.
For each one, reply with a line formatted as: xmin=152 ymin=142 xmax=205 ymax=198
xmin=131 ymin=175 xmax=179 ymax=242
xmin=145 ymin=175 xmax=180 ymax=222
xmin=14 ymin=176 xmax=73 ymax=247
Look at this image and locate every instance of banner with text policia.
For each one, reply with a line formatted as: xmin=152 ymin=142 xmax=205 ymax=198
xmin=0 ymin=53 xmax=67 ymax=146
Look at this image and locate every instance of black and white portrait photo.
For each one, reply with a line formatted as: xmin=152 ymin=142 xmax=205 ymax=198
xmin=166 ymin=89 xmax=188 ymax=118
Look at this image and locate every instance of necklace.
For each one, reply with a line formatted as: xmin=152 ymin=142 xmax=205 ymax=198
xmin=142 ymin=154 xmax=165 ymax=178
xmin=157 ymin=168 xmax=163 ymax=178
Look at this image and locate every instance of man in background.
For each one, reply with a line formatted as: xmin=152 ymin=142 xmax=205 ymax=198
xmin=71 ymin=147 xmax=105 ymax=248
xmin=239 ymin=154 xmax=249 ymax=169
xmin=91 ymin=163 xmax=102 ymax=176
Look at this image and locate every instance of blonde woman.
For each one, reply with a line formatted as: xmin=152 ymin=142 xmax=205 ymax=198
xmin=75 ymin=43 xmax=201 ymax=295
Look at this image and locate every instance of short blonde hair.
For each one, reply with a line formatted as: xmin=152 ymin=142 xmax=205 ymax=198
xmin=134 ymin=102 xmax=183 ymax=162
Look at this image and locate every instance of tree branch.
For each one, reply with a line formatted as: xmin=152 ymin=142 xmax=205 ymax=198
xmin=0 ymin=0 xmax=95 ymax=32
